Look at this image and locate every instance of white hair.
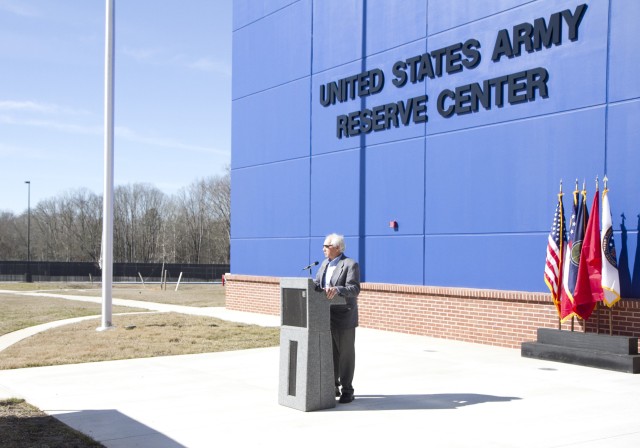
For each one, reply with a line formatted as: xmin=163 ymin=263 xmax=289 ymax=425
xmin=325 ymin=233 xmax=345 ymax=253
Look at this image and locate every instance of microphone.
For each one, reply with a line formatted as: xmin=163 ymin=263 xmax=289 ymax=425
xmin=302 ymin=261 xmax=319 ymax=271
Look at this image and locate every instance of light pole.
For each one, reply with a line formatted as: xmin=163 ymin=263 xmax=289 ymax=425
xmin=24 ymin=180 xmax=32 ymax=282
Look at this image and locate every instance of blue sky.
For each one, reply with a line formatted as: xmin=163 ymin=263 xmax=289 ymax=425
xmin=0 ymin=0 xmax=232 ymax=214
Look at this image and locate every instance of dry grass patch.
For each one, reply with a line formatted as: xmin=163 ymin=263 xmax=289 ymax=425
xmin=0 ymin=294 xmax=143 ymax=336
xmin=0 ymin=282 xmax=225 ymax=307
xmin=0 ymin=282 xmax=83 ymax=292
xmin=0 ymin=398 xmax=104 ymax=447
xmin=58 ymin=283 xmax=225 ymax=307
xmin=0 ymin=312 xmax=279 ymax=370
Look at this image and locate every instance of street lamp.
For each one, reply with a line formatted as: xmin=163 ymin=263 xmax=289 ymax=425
xmin=24 ymin=180 xmax=32 ymax=283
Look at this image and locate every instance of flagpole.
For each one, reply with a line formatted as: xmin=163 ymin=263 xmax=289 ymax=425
xmin=545 ymin=178 xmax=567 ymax=328
xmin=571 ymin=180 xmax=578 ymax=332
xmin=98 ymin=0 xmax=115 ymax=331
xmin=610 ymin=183 xmax=616 ymax=337
xmin=603 ymin=175 xmax=615 ymax=337
xmin=610 ymin=308 xmax=613 ymax=335
xmin=582 ymin=180 xmax=587 ymax=334
xmin=558 ymin=180 xmax=563 ymax=331
xmin=596 ymin=175 xmax=600 ymax=335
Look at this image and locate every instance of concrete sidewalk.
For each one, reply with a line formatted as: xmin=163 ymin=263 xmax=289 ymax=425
xmin=1 ymin=290 xmax=639 ymax=447
xmin=1 ymin=323 xmax=639 ymax=447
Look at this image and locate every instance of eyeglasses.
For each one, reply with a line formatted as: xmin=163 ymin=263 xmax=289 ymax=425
xmin=323 ymin=244 xmax=333 ymax=248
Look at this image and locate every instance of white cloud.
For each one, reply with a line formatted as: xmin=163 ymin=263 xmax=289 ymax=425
xmin=0 ymin=104 xmax=228 ymax=157
xmin=188 ymin=57 xmax=232 ymax=76
xmin=122 ymin=45 xmax=231 ymax=77
xmin=122 ymin=46 xmax=164 ymax=62
xmin=115 ymin=125 xmax=228 ymax=156
xmin=0 ymin=100 xmax=55 ymax=113
xmin=0 ymin=0 xmax=40 ymax=17
xmin=0 ymin=100 xmax=88 ymax=116
xmin=0 ymin=114 xmax=100 ymax=135
xmin=0 ymin=141 xmax=54 ymax=160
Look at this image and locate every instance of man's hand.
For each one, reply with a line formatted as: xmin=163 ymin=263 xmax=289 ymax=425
xmin=325 ymin=286 xmax=338 ymax=300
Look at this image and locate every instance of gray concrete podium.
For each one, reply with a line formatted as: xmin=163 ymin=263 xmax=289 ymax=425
xmin=278 ymin=277 xmax=344 ymax=411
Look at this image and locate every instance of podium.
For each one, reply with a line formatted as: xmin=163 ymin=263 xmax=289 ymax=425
xmin=278 ymin=277 xmax=344 ymax=411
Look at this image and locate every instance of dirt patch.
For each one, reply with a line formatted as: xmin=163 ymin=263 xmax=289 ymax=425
xmin=0 ymin=398 xmax=104 ymax=447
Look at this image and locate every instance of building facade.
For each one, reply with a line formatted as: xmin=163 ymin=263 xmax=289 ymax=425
xmin=228 ymin=0 xmax=640 ymax=347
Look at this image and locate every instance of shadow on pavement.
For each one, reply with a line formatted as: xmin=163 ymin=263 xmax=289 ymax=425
xmin=333 ymin=393 xmax=522 ymax=411
xmin=51 ymin=409 xmax=186 ymax=448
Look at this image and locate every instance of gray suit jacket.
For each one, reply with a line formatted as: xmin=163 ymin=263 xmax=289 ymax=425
xmin=314 ymin=254 xmax=360 ymax=329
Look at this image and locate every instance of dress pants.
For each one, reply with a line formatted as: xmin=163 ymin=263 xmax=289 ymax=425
xmin=331 ymin=327 xmax=356 ymax=394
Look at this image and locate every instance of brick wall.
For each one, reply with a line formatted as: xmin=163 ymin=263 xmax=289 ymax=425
xmin=224 ymin=274 xmax=640 ymax=349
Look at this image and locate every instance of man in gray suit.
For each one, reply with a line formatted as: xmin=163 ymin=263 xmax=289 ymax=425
xmin=314 ymin=233 xmax=360 ymax=404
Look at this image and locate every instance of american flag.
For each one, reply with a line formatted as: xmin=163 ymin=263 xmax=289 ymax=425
xmin=544 ymin=191 xmax=566 ymax=316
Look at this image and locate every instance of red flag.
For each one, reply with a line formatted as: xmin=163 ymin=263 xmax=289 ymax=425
xmin=573 ymin=186 xmax=603 ymax=320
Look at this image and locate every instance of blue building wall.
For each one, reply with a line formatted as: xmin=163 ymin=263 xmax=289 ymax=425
xmin=231 ymin=0 xmax=640 ymax=296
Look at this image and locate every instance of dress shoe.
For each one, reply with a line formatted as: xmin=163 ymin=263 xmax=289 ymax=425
xmin=339 ymin=393 xmax=354 ymax=404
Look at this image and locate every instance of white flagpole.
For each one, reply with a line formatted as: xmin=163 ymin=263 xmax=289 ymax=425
xmin=98 ymin=0 xmax=115 ymax=331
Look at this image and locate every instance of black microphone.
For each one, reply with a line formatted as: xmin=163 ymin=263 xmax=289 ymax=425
xmin=302 ymin=261 xmax=319 ymax=271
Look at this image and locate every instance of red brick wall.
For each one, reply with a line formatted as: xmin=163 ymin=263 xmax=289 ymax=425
xmin=224 ymin=274 xmax=640 ymax=349
xmin=225 ymin=274 xmax=281 ymax=315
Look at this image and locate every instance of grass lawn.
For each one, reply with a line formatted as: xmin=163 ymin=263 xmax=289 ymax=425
xmin=0 ymin=311 xmax=279 ymax=370
xmin=0 ymin=293 xmax=145 ymax=335
xmin=0 ymin=281 xmax=225 ymax=307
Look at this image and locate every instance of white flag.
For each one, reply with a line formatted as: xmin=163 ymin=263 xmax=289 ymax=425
xmin=601 ymin=188 xmax=621 ymax=306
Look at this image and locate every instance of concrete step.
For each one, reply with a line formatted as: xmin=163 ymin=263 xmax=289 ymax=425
xmin=521 ymin=341 xmax=640 ymax=373
xmin=521 ymin=329 xmax=640 ymax=373
xmin=536 ymin=328 xmax=638 ymax=355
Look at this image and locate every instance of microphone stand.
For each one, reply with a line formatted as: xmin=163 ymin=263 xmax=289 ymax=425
xmin=302 ymin=262 xmax=318 ymax=278
xmin=303 ymin=266 xmax=313 ymax=278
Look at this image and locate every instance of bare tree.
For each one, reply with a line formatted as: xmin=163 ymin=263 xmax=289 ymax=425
xmin=176 ymin=180 xmax=208 ymax=263
xmin=162 ymin=199 xmax=181 ymax=263
xmin=0 ymin=211 xmax=23 ymax=260
xmin=70 ymin=189 xmax=102 ymax=263
xmin=113 ymin=184 xmax=166 ymax=263
xmin=204 ymin=169 xmax=230 ymax=263
xmin=33 ymin=198 xmax=64 ymax=260
xmin=0 ymin=174 xmax=229 ymax=265
xmin=171 ymin=170 xmax=230 ymax=264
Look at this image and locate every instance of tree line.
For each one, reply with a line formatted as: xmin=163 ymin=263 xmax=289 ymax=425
xmin=0 ymin=171 xmax=230 ymax=265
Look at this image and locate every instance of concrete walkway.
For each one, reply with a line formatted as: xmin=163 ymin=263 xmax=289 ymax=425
xmin=1 ymin=291 xmax=639 ymax=447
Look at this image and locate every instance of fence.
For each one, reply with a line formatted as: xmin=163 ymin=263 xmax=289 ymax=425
xmin=0 ymin=261 xmax=229 ymax=283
